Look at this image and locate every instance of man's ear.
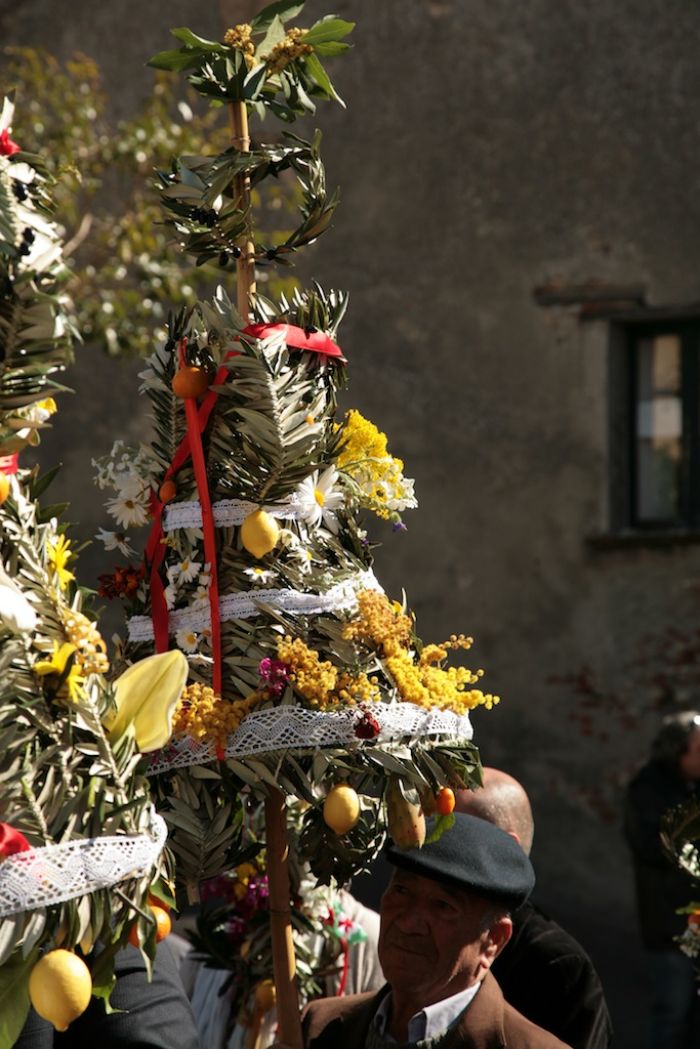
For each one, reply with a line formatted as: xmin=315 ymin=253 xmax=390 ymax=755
xmin=482 ymin=916 xmax=513 ymax=968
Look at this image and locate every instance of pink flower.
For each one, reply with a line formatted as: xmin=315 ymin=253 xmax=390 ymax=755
xmin=259 ymin=657 xmax=291 ymax=699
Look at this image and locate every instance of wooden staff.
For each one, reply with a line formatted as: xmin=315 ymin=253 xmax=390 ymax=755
xmin=230 ymin=95 xmax=303 ymax=1049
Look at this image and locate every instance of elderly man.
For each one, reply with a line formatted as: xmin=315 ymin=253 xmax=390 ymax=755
xmin=456 ymin=769 xmax=612 ymax=1049
xmin=302 ymin=812 xmax=571 ymax=1048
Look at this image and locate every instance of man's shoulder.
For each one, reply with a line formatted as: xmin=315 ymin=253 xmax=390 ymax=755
xmin=464 ymin=971 xmax=573 ymax=1049
xmin=514 ymin=902 xmax=596 ymax=965
xmin=302 ymin=989 xmax=383 ymax=1046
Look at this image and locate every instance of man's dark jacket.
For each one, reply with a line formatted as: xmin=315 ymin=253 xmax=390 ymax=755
xmin=624 ymin=759 xmax=700 ymax=948
xmin=302 ymin=971 xmax=572 ymax=1049
xmin=491 ymin=901 xmax=612 ymax=1049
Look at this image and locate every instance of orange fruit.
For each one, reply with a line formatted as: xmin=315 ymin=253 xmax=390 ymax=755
xmin=171 ymin=366 xmax=210 ymax=399
xmin=0 ymin=473 xmax=10 ymax=505
xmin=152 ymin=905 xmax=171 ymax=941
xmin=128 ymin=904 xmax=171 ymax=948
xmin=435 ymin=787 xmax=455 ymax=816
xmin=159 ymin=479 xmax=177 ymax=504
xmin=688 ymin=909 xmax=700 ymax=928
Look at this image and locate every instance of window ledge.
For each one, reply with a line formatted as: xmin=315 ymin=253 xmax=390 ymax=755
xmin=586 ymin=529 xmax=700 ymax=551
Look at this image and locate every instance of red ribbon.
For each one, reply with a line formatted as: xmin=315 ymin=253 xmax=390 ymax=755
xmin=0 ymin=823 xmax=30 ymax=858
xmin=0 ymin=454 xmax=19 ymax=475
xmin=144 ymin=323 xmax=344 ymax=693
xmin=0 ymin=130 xmax=20 ymax=157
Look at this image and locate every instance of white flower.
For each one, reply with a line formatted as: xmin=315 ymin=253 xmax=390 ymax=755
xmin=95 ymin=528 xmax=135 ymax=557
xmin=175 ymin=629 xmax=199 ymax=653
xmin=243 ymin=566 xmax=274 ymax=585
xmin=163 ymin=583 xmax=178 ymax=610
xmin=170 ymin=558 xmax=201 ymax=584
xmin=106 ymin=492 xmax=150 ymax=529
xmin=296 ymin=467 xmax=344 ymax=533
xmin=0 ymin=567 xmax=37 ymax=634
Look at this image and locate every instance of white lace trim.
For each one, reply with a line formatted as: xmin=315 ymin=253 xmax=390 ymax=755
xmin=163 ymin=496 xmax=306 ymax=532
xmin=127 ymin=570 xmax=381 ymax=642
xmin=0 ymin=812 xmax=167 ymax=917
xmin=146 ymin=703 xmax=473 ymax=775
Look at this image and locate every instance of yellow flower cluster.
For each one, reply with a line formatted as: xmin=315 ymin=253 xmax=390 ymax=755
xmin=172 ymin=683 xmax=262 ymax=746
xmin=265 ymin=27 xmax=313 ymax=74
xmin=231 ymin=861 xmax=260 ymax=901
xmin=62 ymin=609 xmax=109 ymax=675
xmin=385 ymin=649 xmax=499 ymax=715
xmin=335 ymin=671 xmax=381 ymax=706
xmin=224 ymin=23 xmax=255 ymax=60
xmin=277 ymin=636 xmax=337 ymax=707
xmin=336 ymin=410 xmax=415 ymax=519
xmin=420 ymin=634 xmax=474 ymax=666
xmin=343 ymin=590 xmax=413 ymax=657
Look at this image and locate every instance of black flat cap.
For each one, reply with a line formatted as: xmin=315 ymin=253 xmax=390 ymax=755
xmin=385 ymin=812 xmax=535 ymax=909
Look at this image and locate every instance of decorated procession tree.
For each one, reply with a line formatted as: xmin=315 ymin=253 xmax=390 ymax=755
xmin=93 ymin=5 xmax=499 ymax=1043
xmin=0 ymin=97 xmax=187 ymax=1046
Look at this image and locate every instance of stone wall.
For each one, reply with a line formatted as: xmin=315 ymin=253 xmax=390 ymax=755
xmin=5 ymin=0 xmax=700 ymax=1039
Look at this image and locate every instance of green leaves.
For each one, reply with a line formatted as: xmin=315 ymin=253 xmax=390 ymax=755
xmin=0 ymin=948 xmax=38 ymax=1049
xmin=251 ymin=2 xmax=306 ymax=33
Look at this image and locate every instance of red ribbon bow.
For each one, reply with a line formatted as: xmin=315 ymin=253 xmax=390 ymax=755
xmin=0 ymin=823 xmax=30 ymax=859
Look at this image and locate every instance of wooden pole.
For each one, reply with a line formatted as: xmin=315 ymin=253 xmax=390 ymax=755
xmin=229 ymin=95 xmax=302 ymax=1049
xmin=264 ymin=789 xmax=303 ymax=1049
xmin=230 ymin=100 xmax=256 ymax=321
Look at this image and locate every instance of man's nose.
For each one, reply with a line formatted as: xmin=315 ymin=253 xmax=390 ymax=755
xmin=394 ymin=903 xmax=429 ymax=934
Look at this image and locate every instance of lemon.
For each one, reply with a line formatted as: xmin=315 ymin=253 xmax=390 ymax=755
xmin=241 ymin=509 xmax=279 ymax=559
xmin=29 ymin=950 xmax=92 ymax=1032
xmin=254 ymin=978 xmax=277 ymax=1011
xmin=323 ymin=783 xmax=361 ymax=835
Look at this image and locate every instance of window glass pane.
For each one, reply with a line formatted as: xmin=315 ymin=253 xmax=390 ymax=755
xmin=635 ymin=334 xmax=682 ymax=522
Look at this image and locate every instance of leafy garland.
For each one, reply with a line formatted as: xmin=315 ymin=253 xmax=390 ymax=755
xmin=0 ymin=97 xmax=170 ymax=1046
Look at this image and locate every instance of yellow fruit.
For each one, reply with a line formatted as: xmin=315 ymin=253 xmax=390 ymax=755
xmin=241 ymin=509 xmax=279 ymax=559
xmin=254 ymin=978 xmax=276 ymax=1011
xmin=0 ymin=473 xmax=10 ymax=505
xmin=29 ymin=950 xmax=92 ymax=1032
xmin=386 ymin=775 xmax=426 ymax=850
xmin=323 ymin=783 xmax=360 ymax=835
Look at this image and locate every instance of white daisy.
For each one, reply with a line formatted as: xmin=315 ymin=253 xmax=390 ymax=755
xmin=170 ymin=557 xmax=202 ymax=584
xmin=243 ymin=566 xmax=274 ymax=585
xmin=106 ymin=492 xmax=150 ymax=529
xmin=95 ymin=528 xmax=135 ymax=558
xmin=296 ymin=467 xmax=344 ymax=533
xmin=175 ymin=629 xmax=199 ymax=653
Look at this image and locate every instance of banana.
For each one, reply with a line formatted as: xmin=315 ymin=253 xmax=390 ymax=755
xmin=104 ymin=650 xmax=188 ymax=752
xmin=386 ymin=775 xmax=426 ymax=850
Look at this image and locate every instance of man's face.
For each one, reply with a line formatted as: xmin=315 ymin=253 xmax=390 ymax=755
xmin=378 ymin=869 xmax=510 ymax=1006
xmin=680 ymin=728 xmax=700 ymax=780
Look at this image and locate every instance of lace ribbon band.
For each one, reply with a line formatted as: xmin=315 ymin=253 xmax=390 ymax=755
xmin=163 ymin=495 xmax=307 ymax=532
xmin=147 ymin=703 xmax=473 ymax=775
xmin=127 ymin=571 xmax=381 ymax=642
xmin=0 ymin=812 xmax=167 ymax=917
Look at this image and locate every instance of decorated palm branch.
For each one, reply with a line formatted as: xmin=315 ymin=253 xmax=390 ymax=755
xmin=94 ymin=5 xmax=497 ymax=1044
xmin=0 ymin=98 xmax=187 ymax=1047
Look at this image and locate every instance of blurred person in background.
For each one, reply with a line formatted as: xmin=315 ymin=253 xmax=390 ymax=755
xmin=624 ymin=710 xmax=700 ymax=1049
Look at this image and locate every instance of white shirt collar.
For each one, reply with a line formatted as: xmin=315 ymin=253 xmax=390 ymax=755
xmin=374 ymin=982 xmax=481 ymax=1042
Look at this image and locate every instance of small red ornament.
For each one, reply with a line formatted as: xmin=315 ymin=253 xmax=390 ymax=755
xmin=0 ymin=130 xmax=20 ymax=157
xmin=354 ymin=709 xmax=381 ymax=739
xmin=0 ymin=823 xmax=30 ymax=859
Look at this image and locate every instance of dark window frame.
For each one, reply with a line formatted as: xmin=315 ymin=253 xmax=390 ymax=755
xmin=609 ymin=319 xmax=700 ymax=532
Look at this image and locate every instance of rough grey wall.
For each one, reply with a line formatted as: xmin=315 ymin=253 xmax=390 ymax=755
xmin=5 ymin=0 xmax=700 ymax=1040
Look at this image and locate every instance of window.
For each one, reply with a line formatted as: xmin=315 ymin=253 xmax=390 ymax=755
xmin=618 ymin=322 xmax=700 ymax=530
